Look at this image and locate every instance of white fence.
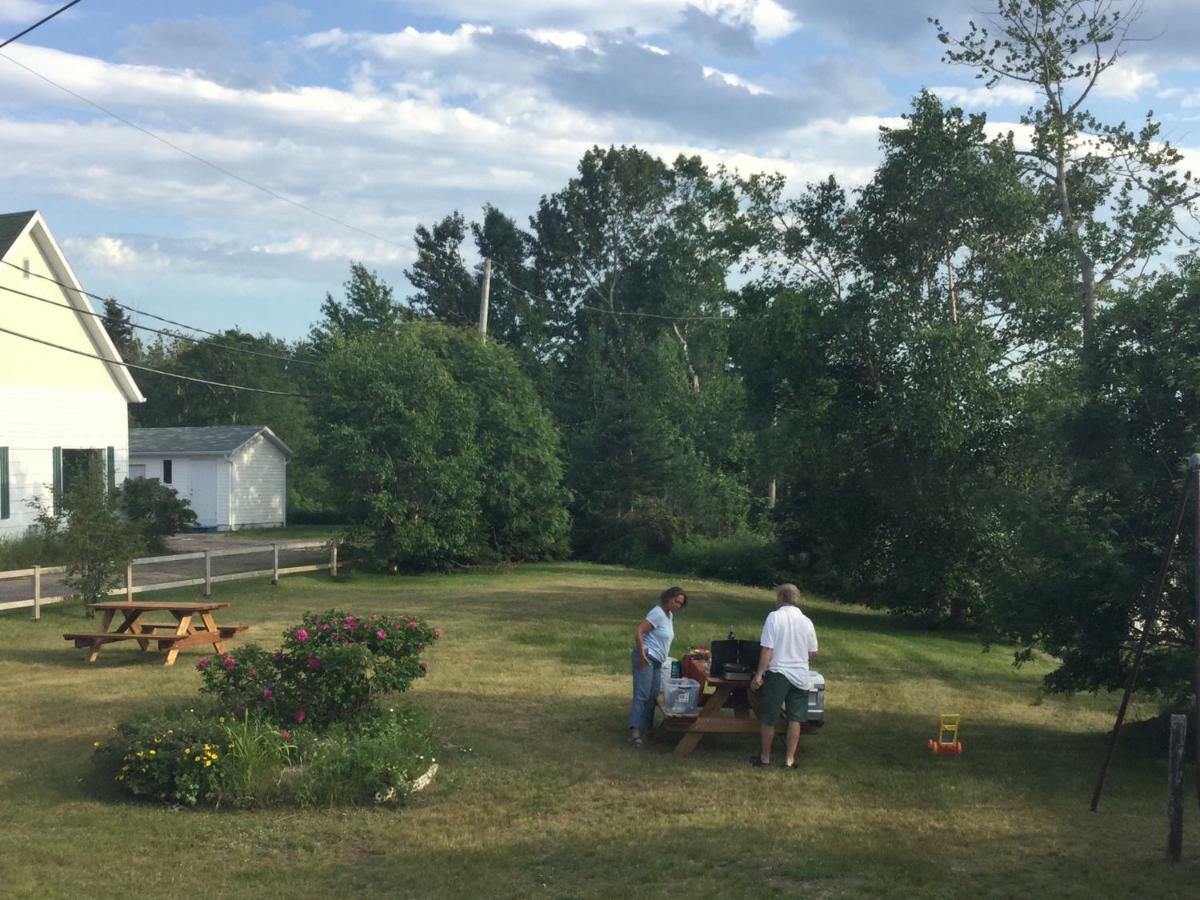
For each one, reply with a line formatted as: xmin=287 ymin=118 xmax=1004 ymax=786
xmin=0 ymin=539 xmax=338 ymax=619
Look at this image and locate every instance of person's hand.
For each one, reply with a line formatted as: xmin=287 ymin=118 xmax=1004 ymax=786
xmin=751 ymin=673 xmax=763 ymax=691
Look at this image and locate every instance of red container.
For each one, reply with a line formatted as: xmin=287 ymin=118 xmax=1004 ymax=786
xmin=682 ymin=654 xmax=709 ymax=695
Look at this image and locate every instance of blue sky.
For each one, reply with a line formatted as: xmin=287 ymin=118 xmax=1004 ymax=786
xmin=1 ymin=0 xmax=1198 ymax=340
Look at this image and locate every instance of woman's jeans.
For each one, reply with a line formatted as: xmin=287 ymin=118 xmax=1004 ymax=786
xmin=629 ymin=649 xmax=662 ymax=733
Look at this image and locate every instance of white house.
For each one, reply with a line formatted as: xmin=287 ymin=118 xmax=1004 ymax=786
xmin=0 ymin=210 xmax=145 ymax=538
xmin=128 ymin=426 xmax=292 ymax=530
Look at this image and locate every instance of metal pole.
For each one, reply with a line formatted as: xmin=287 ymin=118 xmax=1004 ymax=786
xmin=1091 ymin=464 xmax=1196 ymax=811
xmin=478 ymin=258 xmax=492 ymax=341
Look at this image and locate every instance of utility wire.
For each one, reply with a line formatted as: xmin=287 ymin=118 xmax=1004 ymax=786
xmin=0 ymin=0 xmax=82 ymax=50
xmin=0 ymin=324 xmax=307 ymax=396
xmin=0 ymin=280 xmax=315 ymax=367
xmin=491 ymin=267 xmax=735 ymax=322
xmin=1 ymin=259 xmax=317 ymax=360
xmin=0 ymin=50 xmax=412 ymax=253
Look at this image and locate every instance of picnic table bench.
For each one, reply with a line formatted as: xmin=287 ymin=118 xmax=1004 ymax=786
xmin=659 ymin=674 xmax=821 ymax=757
xmin=63 ymin=601 xmax=246 ymax=666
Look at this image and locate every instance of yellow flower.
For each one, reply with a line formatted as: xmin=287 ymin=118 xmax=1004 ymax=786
xmin=217 ymin=717 xmax=225 ymax=724
xmin=183 ymin=747 xmax=191 ymax=755
xmin=204 ymin=760 xmax=212 ymax=767
xmin=135 ymin=751 xmax=144 ymax=758
xmin=148 ymin=750 xmax=156 ymax=757
xmin=93 ymin=741 xmax=101 ymax=748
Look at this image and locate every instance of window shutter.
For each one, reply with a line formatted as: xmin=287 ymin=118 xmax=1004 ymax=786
xmin=0 ymin=447 xmax=9 ymax=520
xmin=52 ymin=446 xmax=62 ymax=516
xmin=106 ymin=446 xmax=116 ymax=491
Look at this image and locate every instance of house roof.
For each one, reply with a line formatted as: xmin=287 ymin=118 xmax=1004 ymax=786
xmin=129 ymin=425 xmax=294 ymax=458
xmin=0 ymin=211 xmax=37 ymax=259
xmin=0 ymin=210 xmax=145 ymax=404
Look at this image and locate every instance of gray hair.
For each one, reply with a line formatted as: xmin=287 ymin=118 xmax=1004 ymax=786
xmin=776 ymin=583 xmax=801 ymax=606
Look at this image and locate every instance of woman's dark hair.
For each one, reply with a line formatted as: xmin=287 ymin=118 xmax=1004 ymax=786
xmin=661 ymin=586 xmax=687 ymax=608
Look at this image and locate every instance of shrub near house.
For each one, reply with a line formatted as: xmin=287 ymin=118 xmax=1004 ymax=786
xmin=98 ymin=609 xmax=441 ymax=808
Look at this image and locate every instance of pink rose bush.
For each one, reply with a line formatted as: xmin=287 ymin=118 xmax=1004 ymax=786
xmin=197 ymin=609 xmax=439 ymax=731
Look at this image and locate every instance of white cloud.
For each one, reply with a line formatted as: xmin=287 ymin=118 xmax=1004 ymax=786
xmin=930 ymin=83 xmax=1038 ymax=109
xmin=1094 ymin=58 xmax=1159 ymax=101
xmin=702 ymin=65 xmax=769 ymax=95
xmin=521 ymin=29 xmax=592 ymax=51
xmin=0 ymin=1 xmax=50 ymax=25
xmin=62 ymin=236 xmax=170 ymax=271
xmin=691 ymin=0 xmax=798 ymax=42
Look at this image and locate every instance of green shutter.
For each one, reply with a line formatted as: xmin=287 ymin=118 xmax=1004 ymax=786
xmin=52 ymin=446 xmax=62 ymax=516
xmin=0 ymin=447 xmax=9 ymax=520
xmin=106 ymin=446 xmax=116 ymax=491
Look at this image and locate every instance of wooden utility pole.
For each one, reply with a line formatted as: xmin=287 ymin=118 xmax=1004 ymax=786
xmin=1168 ymin=714 xmax=1186 ymax=862
xmin=479 ymin=258 xmax=492 ymax=341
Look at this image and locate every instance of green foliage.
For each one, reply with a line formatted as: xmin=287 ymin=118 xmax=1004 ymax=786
xmin=0 ymin=526 xmax=68 ymax=569
xmin=197 ymin=610 xmax=440 ymax=730
xmin=99 ymin=706 xmax=226 ymax=807
xmin=312 ymin=319 xmax=569 ymax=571
xmin=658 ymin=532 xmax=783 ymax=587
xmin=117 ymin=477 xmax=197 ymax=552
xmin=52 ymin=460 xmax=142 ymax=611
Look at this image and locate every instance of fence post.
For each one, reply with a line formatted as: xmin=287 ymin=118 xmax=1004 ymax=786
xmin=32 ymin=565 xmax=41 ymax=621
xmin=125 ymin=563 xmax=133 ymax=601
xmin=272 ymin=543 xmax=279 ymax=586
xmin=330 ymin=542 xmax=338 ymax=578
xmin=204 ymin=549 xmax=212 ymax=598
xmin=1168 ymin=713 xmax=1187 ymax=862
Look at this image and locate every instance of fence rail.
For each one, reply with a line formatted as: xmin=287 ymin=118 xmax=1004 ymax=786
xmin=0 ymin=540 xmax=338 ymax=618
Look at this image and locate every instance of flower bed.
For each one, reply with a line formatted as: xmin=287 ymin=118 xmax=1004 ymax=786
xmin=95 ymin=609 xmax=441 ymax=808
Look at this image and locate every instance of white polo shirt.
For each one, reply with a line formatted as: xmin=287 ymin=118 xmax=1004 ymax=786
xmin=759 ymin=605 xmax=818 ymax=689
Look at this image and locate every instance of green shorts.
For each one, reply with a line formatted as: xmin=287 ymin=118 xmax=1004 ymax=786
xmin=760 ymin=671 xmax=810 ymax=726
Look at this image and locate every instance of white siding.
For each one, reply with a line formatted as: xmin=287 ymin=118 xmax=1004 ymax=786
xmin=229 ymin=434 xmax=287 ymax=529
xmin=0 ymin=385 xmax=130 ymax=536
xmin=127 ymin=453 xmax=232 ymax=530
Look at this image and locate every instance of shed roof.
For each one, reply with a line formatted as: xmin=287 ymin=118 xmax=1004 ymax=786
xmin=129 ymin=426 xmax=293 ymax=458
xmin=0 ymin=211 xmax=37 ymax=260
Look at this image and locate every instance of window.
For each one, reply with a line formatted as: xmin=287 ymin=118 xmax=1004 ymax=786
xmin=162 ymin=459 xmax=172 ymax=484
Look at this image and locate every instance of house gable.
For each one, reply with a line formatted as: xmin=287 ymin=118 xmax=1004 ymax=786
xmin=0 ymin=211 xmax=144 ymax=403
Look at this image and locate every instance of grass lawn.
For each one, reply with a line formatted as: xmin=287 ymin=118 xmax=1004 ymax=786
xmin=1 ymin=563 xmax=1197 ymax=898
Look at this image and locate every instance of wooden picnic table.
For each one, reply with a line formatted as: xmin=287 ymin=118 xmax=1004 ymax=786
xmin=63 ymin=601 xmax=247 ymax=666
xmin=660 ymin=674 xmax=820 ymax=757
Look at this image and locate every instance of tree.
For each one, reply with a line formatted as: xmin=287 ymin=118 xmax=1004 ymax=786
xmin=406 ymin=213 xmax=477 ymax=327
xmin=101 ymin=298 xmax=141 ymax=361
xmin=59 ymin=459 xmax=142 ymax=615
xmin=932 ymin=0 xmax=1198 ymax=356
xmin=310 ymin=320 xmax=569 ymax=571
xmin=309 ymin=263 xmax=408 ymax=353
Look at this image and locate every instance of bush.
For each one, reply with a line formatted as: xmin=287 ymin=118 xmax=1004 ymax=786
xmin=98 ymin=705 xmax=227 ymax=806
xmin=197 ymin=610 xmax=440 ymax=730
xmin=0 ymin=527 xmax=69 ymax=569
xmin=662 ymin=532 xmax=784 ymax=586
xmin=118 ymin=478 xmax=197 ymax=552
xmin=59 ymin=461 xmax=142 ymax=611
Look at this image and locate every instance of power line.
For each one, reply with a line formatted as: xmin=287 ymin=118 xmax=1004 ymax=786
xmin=0 ymin=324 xmax=307 ymax=396
xmin=0 ymin=259 xmax=317 ymax=361
xmin=0 ymin=0 xmax=82 ymax=50
xmin=0 ymin=50 xmax=413 ymax=253
xmin=491 ymin=267 xmax=735 ymax=322
xmin=0 ymin=280 xmax=315 ymax=367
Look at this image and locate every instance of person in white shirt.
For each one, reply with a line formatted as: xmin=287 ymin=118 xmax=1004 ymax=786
xmin=750 ymin=583 xmax=818 ymax=768
xmin=628 ymin=586 xmax=688 ymax=748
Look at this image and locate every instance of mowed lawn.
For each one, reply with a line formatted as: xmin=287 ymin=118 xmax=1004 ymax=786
xmin=1 ymin=563 xmax=1197 ymax=899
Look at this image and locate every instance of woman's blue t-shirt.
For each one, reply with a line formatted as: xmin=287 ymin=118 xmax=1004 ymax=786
xmin=642 ymin=605 xmax=674 ymax=663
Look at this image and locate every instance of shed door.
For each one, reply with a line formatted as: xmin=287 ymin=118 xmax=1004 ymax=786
xmin=188 ymin=460 xmax=220 ymax=528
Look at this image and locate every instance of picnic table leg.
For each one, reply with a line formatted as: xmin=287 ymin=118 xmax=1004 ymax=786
xmin=118 ymin=611 xmax=153 ymax=652
xmin=85 ymin=609 xmax=118 ymax=663
xmin=674 ymin=686 xmax=733 ymax=757
xmin=162 ymin=614 xmax=193 ymax=666
xmin=198 ymin=611 xmax=228 ymax=656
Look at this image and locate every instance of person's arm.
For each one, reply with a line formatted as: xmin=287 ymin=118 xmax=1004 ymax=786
xmin=751 ymin=647 xmax=773 ymax=691
xmin=634 ymin=619 xmax=654 ymax=669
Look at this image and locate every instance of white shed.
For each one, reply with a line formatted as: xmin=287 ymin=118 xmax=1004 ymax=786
xmin=128 ymin=426 xmax=293 ymax=531
xmin=0 ymin=210 xmax=145 ymax=537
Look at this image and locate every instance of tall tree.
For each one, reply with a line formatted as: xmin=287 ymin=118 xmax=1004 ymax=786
xmin=932 ymin=0 xmax=1198 ymax=357
xmin=100 ymin=298 xmax=141 ymax=361
xmin=310 ymin=262 xmax=407 ymax=353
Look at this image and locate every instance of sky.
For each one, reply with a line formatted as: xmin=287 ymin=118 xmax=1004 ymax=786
xmin=1 ymin=0 xmax=1199 ymax=341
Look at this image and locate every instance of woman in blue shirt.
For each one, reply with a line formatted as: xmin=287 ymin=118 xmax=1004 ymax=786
xmin=628 ymin=586 xmax=688 ymax=748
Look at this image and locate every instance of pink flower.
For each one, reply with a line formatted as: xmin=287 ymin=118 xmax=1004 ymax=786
xmin=196 ymin=657 xmax=210 ymax=671
xmin=262 ymin=688 xmax=273 ymax=700
xmin=407 ymin=621 xmax=418 ymax=630
xmin=222 ymin=656 xmax=236 ymax=670
xmin=376 ymin=630 xmax=387 ymax=639
xmin=320 ymin=623 xmax=330 ymax=632
xmin=307 ymin=656 xmax=321 ymax=671
xmin=295 ymin=628 xmax=309 ymax=642
xmin=293 ymin=709 xmax=306 ymax=723
xmin=280 ymin=729 xmax=292 ymax=741
xmin=343 ymin=623 xmax=353 ymax=631
xmin=249 ymin=667 xmax=258 ymax=678
xmin=434 ymin=628 xmax=443 ymax=639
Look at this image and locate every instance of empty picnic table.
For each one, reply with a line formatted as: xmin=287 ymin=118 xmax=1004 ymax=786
xmin=63 ymin=601 xmax=247 ymax=665
xmin=660 ymin=674 xmax=820 ymax=757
